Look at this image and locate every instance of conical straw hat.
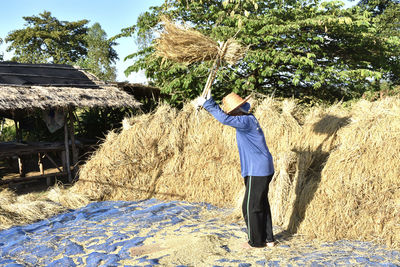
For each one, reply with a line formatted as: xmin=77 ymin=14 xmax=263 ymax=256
xmin=222 ymin=92 xmax=251 ymax=114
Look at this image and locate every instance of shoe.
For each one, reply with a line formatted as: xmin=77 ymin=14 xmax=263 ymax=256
xmin=266 ymin=241 xmax=275 ymax=247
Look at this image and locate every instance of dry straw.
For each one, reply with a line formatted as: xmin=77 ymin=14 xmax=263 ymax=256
xmin=155 ymin=17 xmax=247 ymax=65
xmin=297 ymin=98 xmax=400 ymax=247
xmin=0 ymin=184 xmax=89 ymax=230
xmin=72 ymin=96 xmax=399 ymax=249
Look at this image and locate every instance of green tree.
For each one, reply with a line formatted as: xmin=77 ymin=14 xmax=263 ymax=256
xmin=357 ymin=0 xmax=399 ymax=15
xmin=77 ymin=23 xmax=118 ymax=82
xmin=5 ymin=11 xmax=88 ymax=64
xmin=75 ymin=23 xmax=124 ymax=139
xmin=118 ymin=0 xmax=400 ymax=106
xmin=357 ymin=0 xmax=400 ymax=84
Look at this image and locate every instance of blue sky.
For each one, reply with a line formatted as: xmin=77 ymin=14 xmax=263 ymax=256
xmin=0 ymin=0 xmax=164 ymax=84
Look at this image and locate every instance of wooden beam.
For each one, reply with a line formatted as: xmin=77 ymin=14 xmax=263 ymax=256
xmin=0 ymin=172 xmax=67 ymax=185
xmin=43 ymin=153 xmax=63 ymax=173
xmin=0 ymin=142 xmax=66 ymax=158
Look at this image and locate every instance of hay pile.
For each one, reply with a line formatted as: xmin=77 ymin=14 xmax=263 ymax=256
xmin=298 ymin=98 xmax=400 ymax=247
xmin=0 ymin=184 xmax=89 ymax=230
xmin=72 ymin=103 xmax=243 ymax=204
xmin=73 ymin=96 xmax=400 ymax=248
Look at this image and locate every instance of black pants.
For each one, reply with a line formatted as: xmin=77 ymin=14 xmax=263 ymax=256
xmin=242 ymin=174 xmax=274 ymax=247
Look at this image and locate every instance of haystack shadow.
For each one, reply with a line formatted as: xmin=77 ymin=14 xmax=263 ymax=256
xmin=275 ymin=115 xmax=350 ymax=240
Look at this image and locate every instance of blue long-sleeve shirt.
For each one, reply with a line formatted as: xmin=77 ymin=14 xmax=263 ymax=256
xmin=203 ymin=98 xmax=274 ymax=177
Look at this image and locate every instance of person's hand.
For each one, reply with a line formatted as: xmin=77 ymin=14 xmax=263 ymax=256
xmin=193 ymin=96 xmax=207 ymax=109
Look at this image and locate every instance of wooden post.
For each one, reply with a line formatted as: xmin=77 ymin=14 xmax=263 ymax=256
xmin=39 ymin=152 xmax=52 ymax=185
xmin=14 ymin=119 xmax=22 ymax=142
xmin=14 ymin=120 xmax=25 ymax=177
xmin=0 ymin=118 xmax=5 ymax=136
xmin=61 ymin=151 xmax=67 ymax=171
xmin=18 ymin=157 xmax=25 ymax=177
xmin=64 ymin=115 xmax=72 ymax=183
xmin=68 ymin=109 xmax=78 ymax=176
xmin=38 ymin=153 xmax=44 ymax=175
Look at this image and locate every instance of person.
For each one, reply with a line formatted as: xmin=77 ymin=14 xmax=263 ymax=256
xmin=195 ymin=91 xmax=275 ymax=248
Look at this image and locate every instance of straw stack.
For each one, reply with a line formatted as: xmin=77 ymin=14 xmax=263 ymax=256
xmin=297 ymin=98 xmax=400 ymax=247
xmin=73 ymin=103 xmax=243 ymax=204
xmin=155 ymin=17 xmax=247 ymax=65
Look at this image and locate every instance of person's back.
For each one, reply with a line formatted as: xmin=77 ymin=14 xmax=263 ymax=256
xmin=202 ymin=98 xmax=274 ymax=178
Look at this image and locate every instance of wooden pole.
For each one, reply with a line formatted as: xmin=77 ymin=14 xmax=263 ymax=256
xmin=18 ymin=157 xmax=25 ymax=177
xmin=14 ymin=119 xmax=21 ymax=142
xmin=38 ymin=153 xmax=44 ymax=175
xmin=61 ymin=151 xmax=67 ymax=171
xmin=64 ymin=113 xmax=72 ymax=183
xmin=14 ymin=119 xmax=25 ymax=177
xmin=39 ymin=152 xmax=52 ymax=186
xmin=68 ymin=109 xmax=78 ymax=176
xmin=43 ymin=153 xmax=63 ymax=173
xmin=0 ymin=118 xmax=5 ymax=136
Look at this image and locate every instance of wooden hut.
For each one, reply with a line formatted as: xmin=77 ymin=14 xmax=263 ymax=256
xmin=0 ymin=62 xmax=141 ymax=185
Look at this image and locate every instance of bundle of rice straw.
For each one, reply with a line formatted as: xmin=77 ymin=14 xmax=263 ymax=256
xmin=155 ymin=17 xmax=247 ymax=65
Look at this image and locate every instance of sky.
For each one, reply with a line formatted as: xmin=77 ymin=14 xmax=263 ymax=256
xmin=0 ymin=0 xmax=164 ymax=84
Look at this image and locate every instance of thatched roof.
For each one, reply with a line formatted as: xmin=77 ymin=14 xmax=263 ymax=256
xmin=0 ymin=85 xmax=141 ymax=110
xmin=0 ymin=62 xmax=141 ymax=111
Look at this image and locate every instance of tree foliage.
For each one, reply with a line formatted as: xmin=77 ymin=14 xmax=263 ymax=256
xmin=357 ymin=0 xmax=400 ymax=15
xmin=5 ymin=11 xmax=88 ymax=64
xmin=357 ymin=0 xmax=400 ymax=84
xmin=77 ymin=23 xmax=118 ymax=82
xmin=119 ymin=0 xmax=400 ymax=106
